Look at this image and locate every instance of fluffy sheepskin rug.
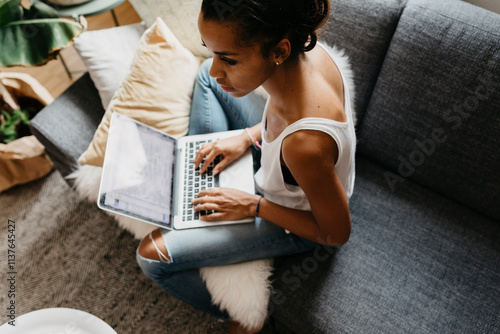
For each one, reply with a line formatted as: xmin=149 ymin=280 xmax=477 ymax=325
xmin=67 ymin=165 xmax=273 ymax=330
xmin=67 ymin=44 xmax=355 ymax=330
xmin=322 ymin=43 xmax=357 ymax=126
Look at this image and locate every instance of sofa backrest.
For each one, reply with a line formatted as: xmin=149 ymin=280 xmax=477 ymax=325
xmin=321 ymin=0 xmax=407 ymax=120
xmin=357 ymin=0 xmax=500 ymax=220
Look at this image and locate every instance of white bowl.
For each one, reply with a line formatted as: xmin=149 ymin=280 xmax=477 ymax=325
xmin=0 ymin=308 xmax=117 ymax=334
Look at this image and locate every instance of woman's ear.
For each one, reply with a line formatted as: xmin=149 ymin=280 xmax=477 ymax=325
xmin=273 ymin=39 xmax=291 ymax=65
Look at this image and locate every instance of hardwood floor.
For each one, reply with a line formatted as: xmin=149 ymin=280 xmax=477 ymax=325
xmin=0 ymin=1 xmax=142 ymax=98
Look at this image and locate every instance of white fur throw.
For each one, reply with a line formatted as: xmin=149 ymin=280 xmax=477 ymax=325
xmin=68 ymin=44 xmax=355 ymax=330
xmin=323 ymin=43 xmax=357 ymax=126
xmin=68 ymin=165 xmax=273 ymax=330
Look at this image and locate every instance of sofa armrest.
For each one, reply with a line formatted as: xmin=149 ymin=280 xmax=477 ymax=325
xmin=30 ymin=73 xmax=104 ymax=183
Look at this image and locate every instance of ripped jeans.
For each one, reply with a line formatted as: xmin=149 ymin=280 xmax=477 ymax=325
xmin=136 ymin=59 xmax=319 ymax=319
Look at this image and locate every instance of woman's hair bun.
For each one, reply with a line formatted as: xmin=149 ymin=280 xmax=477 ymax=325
xmin=300 ymin=0 xmax=331 ymax=52
xmin=201 ymin=0 xmax=331 ymax=60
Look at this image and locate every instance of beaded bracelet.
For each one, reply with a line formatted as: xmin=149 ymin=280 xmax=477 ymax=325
xmin=245 ymin=128 xmax=262 ymax=150
xmin=255 ymin=196 xmax=264 ymax=217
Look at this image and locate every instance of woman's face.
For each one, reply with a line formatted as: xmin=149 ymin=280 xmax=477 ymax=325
xmin=198 ymin=14 xmax=275 ymax=98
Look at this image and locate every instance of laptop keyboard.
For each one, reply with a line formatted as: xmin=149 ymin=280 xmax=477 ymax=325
xmin=182 ymin=139 xmax=221 ymax=221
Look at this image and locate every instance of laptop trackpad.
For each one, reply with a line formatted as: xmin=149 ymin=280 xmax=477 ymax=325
xmin=218 ymin=149 xmax=254 ymax=192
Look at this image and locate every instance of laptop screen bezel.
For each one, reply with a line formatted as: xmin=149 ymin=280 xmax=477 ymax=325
xmin=97 ymin=113 xmax=177 ymax=230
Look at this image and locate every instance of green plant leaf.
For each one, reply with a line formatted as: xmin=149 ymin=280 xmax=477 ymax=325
xmin=24 ymin=0 xmax=59 ymax=20
xmin=15 ymin=109 xmax=30 ymax=124
xmin=1 ymin=110 xmax=12 ymax=121
xmin=0 ymin=109 xmax=30 ymax=143
xmin=0 ymin=17 xmax=83 ymax=66
xmin=0 ymin=0 xmax=22 ymax=27
xmin=0 ymin=112 xmax=17 ymax=143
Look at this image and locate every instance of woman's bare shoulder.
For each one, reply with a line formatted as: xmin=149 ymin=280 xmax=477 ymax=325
xmin=301 ymin=47 xmax=346 ymax=122
xmin=282 ymin=129 xmax=339 ymax=168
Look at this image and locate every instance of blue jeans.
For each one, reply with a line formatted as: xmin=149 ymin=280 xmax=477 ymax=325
xmin=137 ymin=59 xmax=319 ymax=319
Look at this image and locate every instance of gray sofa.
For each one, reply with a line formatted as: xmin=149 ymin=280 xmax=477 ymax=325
xmin=31 ymin=0 xmax=500 ymax=333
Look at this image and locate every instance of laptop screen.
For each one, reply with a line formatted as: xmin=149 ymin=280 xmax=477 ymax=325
xmin=98 ymin=113 xmax=176 ymax=228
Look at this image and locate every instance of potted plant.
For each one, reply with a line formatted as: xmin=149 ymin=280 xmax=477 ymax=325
xmin=0 ymin=72 xmax=55 ymax=192
xmin=0 ymin=0 xmax=84 ymax=192
xmin=1 ymin=109 xmax=31 ymax=143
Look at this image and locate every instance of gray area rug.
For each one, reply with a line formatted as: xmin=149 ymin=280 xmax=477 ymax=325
xmin=0 ymin=170 xmax=228 ymax=333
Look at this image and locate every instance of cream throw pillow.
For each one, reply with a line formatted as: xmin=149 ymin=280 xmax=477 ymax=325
xmin=74 ymin=23 xmax=147 ymax=110
xmin=78 ymin=17 xmax=201 ymax=167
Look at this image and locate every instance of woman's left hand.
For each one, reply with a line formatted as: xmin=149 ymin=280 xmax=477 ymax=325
xmin=191 ymin=188 xmax=261 ymax=221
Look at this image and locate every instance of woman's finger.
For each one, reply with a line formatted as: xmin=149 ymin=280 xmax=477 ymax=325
xmin=191 ymin=190 xmax=218 ymax=205
xmin=194 ymin=202 xmax=220 ymax=212
xmin=199 ymin=149 xmax=221 ymax=174
xmin=199 ymin=212 xmax=227 ymax=221
xmin=196 ymin=187 xmax=222 ymax=198
xmin=212 ymin=157 xmax=232 ymax=175
xmin=194 ymin=142 xmax=215 ymax=169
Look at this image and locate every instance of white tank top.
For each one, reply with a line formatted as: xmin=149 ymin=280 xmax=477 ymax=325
xmin=254 ymin=43 xmax=356 ymax=211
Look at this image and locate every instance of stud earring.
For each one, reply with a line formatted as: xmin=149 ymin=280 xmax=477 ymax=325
xmin=275 ymin=61 xmax=280 ymax=65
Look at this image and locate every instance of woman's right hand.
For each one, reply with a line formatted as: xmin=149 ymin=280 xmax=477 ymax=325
xmin=194 ymin=132 xmax=252 ymax=175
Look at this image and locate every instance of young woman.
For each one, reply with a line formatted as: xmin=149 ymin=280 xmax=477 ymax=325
xmin=137 ymin=0 xmax=356 ymax=332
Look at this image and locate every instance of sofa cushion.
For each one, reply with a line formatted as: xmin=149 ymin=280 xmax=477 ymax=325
xmin=74 ymin=22 xmax=147 ymax=110
xmin=320 ymin=0 xmax=407 ymax=121
xmin=357 ymin=0 xmax=500 ymax=220
xmin=271 ymin=157 xmax=500 ymax=334
xmin=78 ymin=17 xmax=201 ymax=167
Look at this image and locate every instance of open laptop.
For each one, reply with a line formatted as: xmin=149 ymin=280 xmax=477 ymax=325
xmin=98 ymin=112 xmax=255 ymax=230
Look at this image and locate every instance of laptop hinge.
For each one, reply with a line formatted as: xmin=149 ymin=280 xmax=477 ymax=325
xmin=171 ymin=144 xmax=182 ymax=224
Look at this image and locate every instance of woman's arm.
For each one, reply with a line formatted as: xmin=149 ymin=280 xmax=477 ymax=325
xmin=246 ymin=122 xmax=262 ymax=143
xmin=258 ymin=129 xmax=351 ymax=246
xmin=194 ymin=122 xmax=262 ymax=174
xmin=193 ymin=129 xmax=351 ymax=247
